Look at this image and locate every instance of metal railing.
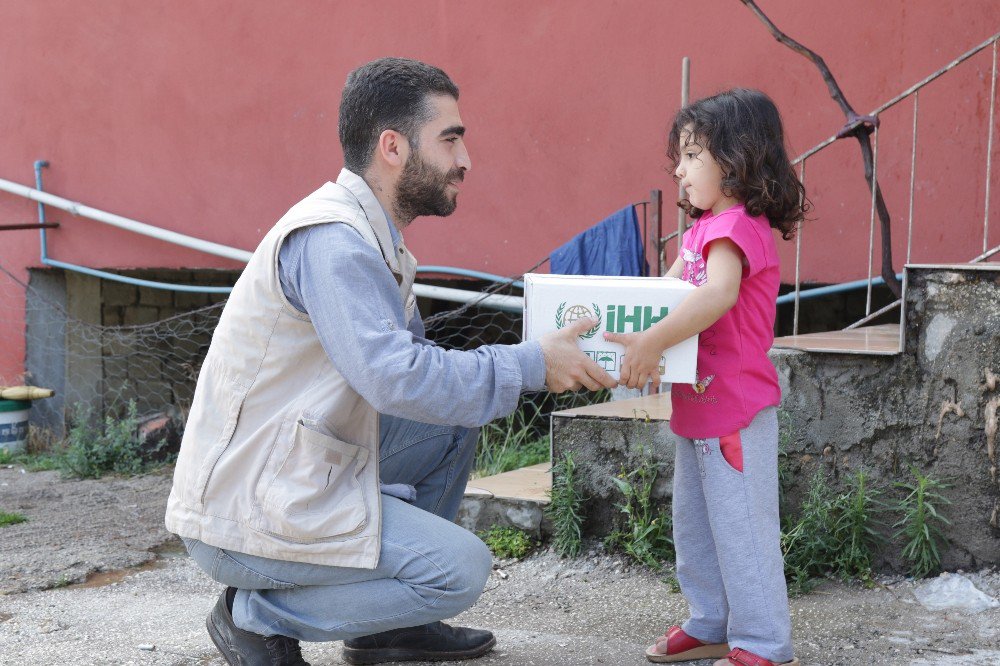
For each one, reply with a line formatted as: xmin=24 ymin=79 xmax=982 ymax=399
xmin=785 ymin=31 xmax=999 ymax=335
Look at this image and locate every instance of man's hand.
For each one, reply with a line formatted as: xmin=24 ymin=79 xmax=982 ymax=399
xmin=538 ymin=318 xmax=618 ymax=393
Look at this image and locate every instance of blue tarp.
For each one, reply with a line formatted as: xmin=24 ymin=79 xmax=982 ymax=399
xmin=550 ymin=205 xmax=646 ymax=276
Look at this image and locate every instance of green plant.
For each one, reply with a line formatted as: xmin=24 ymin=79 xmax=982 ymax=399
xmin=605 ymin=428 xmax=673 ymax=569
xmin=893 ymin=466 xmax=951 ymax=579
xmin=782 ymin=468 xmax=886 ymax=594
xmin=474 ymin=390 xmax=609 ymax=479
xmin=61 ymin=400 xmax=147 ymax=479
xmin=547 ymin=451 xmax=586 ymax=557
xmin=831 ymin=470 xmax=885 ymax=583
xmin=781 ymin=470 xmax=837 ymax=594
xmin=0 ymin=510 xmax=27 ymax=527
xmin=478 ymin=525 xmax=536 ymax=559
xmin=0 ymin=448 xmax=14 ymax=465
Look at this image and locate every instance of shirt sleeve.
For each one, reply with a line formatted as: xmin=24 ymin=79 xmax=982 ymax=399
xmin=700 ymin=210 xmax=770 ymax=278
xmin=278 ymin=223 xmax=546 ymax=427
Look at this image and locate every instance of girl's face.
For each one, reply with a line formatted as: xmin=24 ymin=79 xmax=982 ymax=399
xmin=674 ymin=127 xmax=738 ymax=216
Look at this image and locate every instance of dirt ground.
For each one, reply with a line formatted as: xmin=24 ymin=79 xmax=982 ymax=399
xmin=1 ymin=465 xmax=998 ymax=665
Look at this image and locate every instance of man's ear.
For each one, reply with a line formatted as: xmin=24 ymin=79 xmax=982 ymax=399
xmin=376 ymin=129 xmax=409 ymax=169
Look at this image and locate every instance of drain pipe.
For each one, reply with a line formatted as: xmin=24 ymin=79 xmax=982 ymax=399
xmin=2 ymin=170 xmax=524 ymax=310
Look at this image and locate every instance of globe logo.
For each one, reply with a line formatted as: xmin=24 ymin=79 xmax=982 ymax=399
xmin=555 ymin=302 xmax=602 ymax=339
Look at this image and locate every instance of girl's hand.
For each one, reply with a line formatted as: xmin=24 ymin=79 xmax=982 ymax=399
xmin=603 ymin=330 xmax=662 ymax=389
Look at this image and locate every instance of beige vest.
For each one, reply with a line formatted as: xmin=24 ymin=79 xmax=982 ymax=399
xmin=165 ymin=169 xmax=417 ymax=569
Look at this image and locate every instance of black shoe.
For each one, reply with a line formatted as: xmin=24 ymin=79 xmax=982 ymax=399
xmin=342 ymin=621 xmax=495 ymax=664
xmin=206 ymin=587 xmax=310 ymax=666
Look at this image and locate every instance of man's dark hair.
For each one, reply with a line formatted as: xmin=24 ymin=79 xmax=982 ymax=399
xmin=339 ymin=57 xmax=459 ymax=173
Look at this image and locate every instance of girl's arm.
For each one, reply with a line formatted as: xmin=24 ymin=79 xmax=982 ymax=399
xmin=664 ymin=254 xmax=684 ymax=279
xmin=606 ymin=238 xmax=743 ymax=389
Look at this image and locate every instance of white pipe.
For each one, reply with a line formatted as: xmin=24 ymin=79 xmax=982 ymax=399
xmin=0 ymin=176 xmax=253 ymax=263
xmin=0 ymin=175 xmax=525 ymax=312
xmin=413 ymin=284 xmax=523 ymax=313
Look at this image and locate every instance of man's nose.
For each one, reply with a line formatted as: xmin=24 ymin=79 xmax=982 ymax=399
xmin=456 ymin=144 xmax=472 ymax=172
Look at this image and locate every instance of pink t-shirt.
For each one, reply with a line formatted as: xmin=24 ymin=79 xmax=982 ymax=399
xmin=670 ymin=204 xmax=782 ymax=439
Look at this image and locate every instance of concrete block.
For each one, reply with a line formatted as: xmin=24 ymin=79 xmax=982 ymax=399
xmin=102 ymin=280 xmax=138 ymax=307
xmin=139 ymin=287 xmax=173 ymax=307
xmin=123 ymin=306 xmax=161 ymax=326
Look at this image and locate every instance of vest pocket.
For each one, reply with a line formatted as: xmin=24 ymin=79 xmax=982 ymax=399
xmin=256 ymin=419 xmax=370 ymax=542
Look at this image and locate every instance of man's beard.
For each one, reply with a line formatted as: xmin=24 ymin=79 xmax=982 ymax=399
xmin=394 ymin=150 xmax=464 ymax=222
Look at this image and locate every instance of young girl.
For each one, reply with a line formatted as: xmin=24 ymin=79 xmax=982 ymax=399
xmin=605 ymin=89 xmax=805 ymax=666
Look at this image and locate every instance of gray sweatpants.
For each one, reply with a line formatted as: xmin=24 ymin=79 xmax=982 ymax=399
xmin=672 ymin=406 xmax=794 ymax=662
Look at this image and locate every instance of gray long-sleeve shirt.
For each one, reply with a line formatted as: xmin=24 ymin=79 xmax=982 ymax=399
xmin=277 ymin=222 xmax=545 ymax=428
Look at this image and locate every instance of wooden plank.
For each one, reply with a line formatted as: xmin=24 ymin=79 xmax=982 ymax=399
xmin=466 ymin=463 xmax=551 ymax=503
xmin=772 ymin=324 xmax=901 ymax=355
xmin=553 ymin=392 xmax=672 ymax=421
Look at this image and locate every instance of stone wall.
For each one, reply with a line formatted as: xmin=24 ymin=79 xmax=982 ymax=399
xmin=552 ymin=264 xmax=1000 ymax=570
xmin=26 ymin=268 xmax=238 ymax=432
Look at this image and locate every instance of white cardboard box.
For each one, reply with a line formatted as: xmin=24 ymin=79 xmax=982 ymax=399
xmin=523 ymin=273 xmax=698 ymax=384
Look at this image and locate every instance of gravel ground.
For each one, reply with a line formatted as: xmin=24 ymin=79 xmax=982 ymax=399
xmin=1 ymin=465 xmax=998 ymax=665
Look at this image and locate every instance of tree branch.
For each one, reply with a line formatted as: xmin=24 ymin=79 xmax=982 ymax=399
xmin=738 ymin=0 xmax=902 ymax=298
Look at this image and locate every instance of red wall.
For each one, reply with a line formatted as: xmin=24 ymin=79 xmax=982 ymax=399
xmin=1 ymin=1 xmax=998 ymax=381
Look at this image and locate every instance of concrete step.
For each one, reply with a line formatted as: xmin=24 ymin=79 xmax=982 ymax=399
xmin=457 ymin=463 xmax=552 ymax=536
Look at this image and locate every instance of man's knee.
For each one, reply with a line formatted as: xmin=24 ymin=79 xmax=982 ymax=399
xmin=440 ymin=530 xmax=492 ymax=614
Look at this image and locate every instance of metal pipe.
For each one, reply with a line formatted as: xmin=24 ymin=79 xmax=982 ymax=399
xmin=0 ymin=175 xmax=253 ymax=263
xmin=984 ymin=39 xmax=997 ymax=253
xmin=793 ymin=161 xmax=805 ymax=336
xmin=793 ymin=32 xmax=1000 ymax=166
xmin=865 ymin=125 xmax=880 ymax=315
xmin=33 ymin=161 xmax=49 ymax=260
xmin=416 ymin=265 xmax=524 ymax=289
xmin=677 ymin=56 xmax=690 ymax=257
xmin=844 ymin=298 xmax=902 ymax=330
xmin=411 ymin=284 xmax=522 ymax=313
xmin=907 ymin=93 xmax=919 ymax=264
xmin=42 ymin=258 xmax=233 ymax=293
xmin=776 ymin=273 xmax=903 ymax=306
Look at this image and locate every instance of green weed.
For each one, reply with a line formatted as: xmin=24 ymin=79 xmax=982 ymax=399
xmin=547 ymin=451 xmax=586 ymax=557
xmin=893 ymin=466 xmax=951 ymax=579
xmin=782 ymin=468 xmax=885 ymax=594
xmin=605 ymin=428 xmax=673 ymax=569
xmin=61 ymin=400 xmax=148 ymax=479
xmin=478 ymin=525 xmax=537 ymax=559
xmin=0 ymin=510 xmax=27 ymax=527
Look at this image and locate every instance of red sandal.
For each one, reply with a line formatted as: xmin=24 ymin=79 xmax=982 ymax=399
xmin=645 ymin=625 xmax=730 ymax=663
xmin=714 ymin=647 xmax=800 ymax=665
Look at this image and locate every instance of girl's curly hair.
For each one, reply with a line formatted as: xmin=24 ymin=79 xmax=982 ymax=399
xmin=667 ymin=88 xmax=808 ymax=240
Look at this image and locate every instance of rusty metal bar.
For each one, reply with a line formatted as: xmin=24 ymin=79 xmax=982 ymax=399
xmin=0 ymin=223 xmax=60 ymax=231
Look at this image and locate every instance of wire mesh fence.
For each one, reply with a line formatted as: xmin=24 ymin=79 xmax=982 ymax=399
xmin=0 ymin=261 xmax=603 ymax=474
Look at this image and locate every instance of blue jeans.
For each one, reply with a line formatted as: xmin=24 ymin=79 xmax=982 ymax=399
xmin=183 ymin=415 xmax=489 ymax=642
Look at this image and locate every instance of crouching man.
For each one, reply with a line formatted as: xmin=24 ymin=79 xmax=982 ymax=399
xmin=165 ymin=57 xmax=615 ymax=666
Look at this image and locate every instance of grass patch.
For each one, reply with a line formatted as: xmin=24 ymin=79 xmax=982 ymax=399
xmin=0 ymin=510 xmax=27 ymax=527
xmin=474 ymin=390 xmax=608 ymax=479
xmin=478 ymin=525 xmax=536 ymax=559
